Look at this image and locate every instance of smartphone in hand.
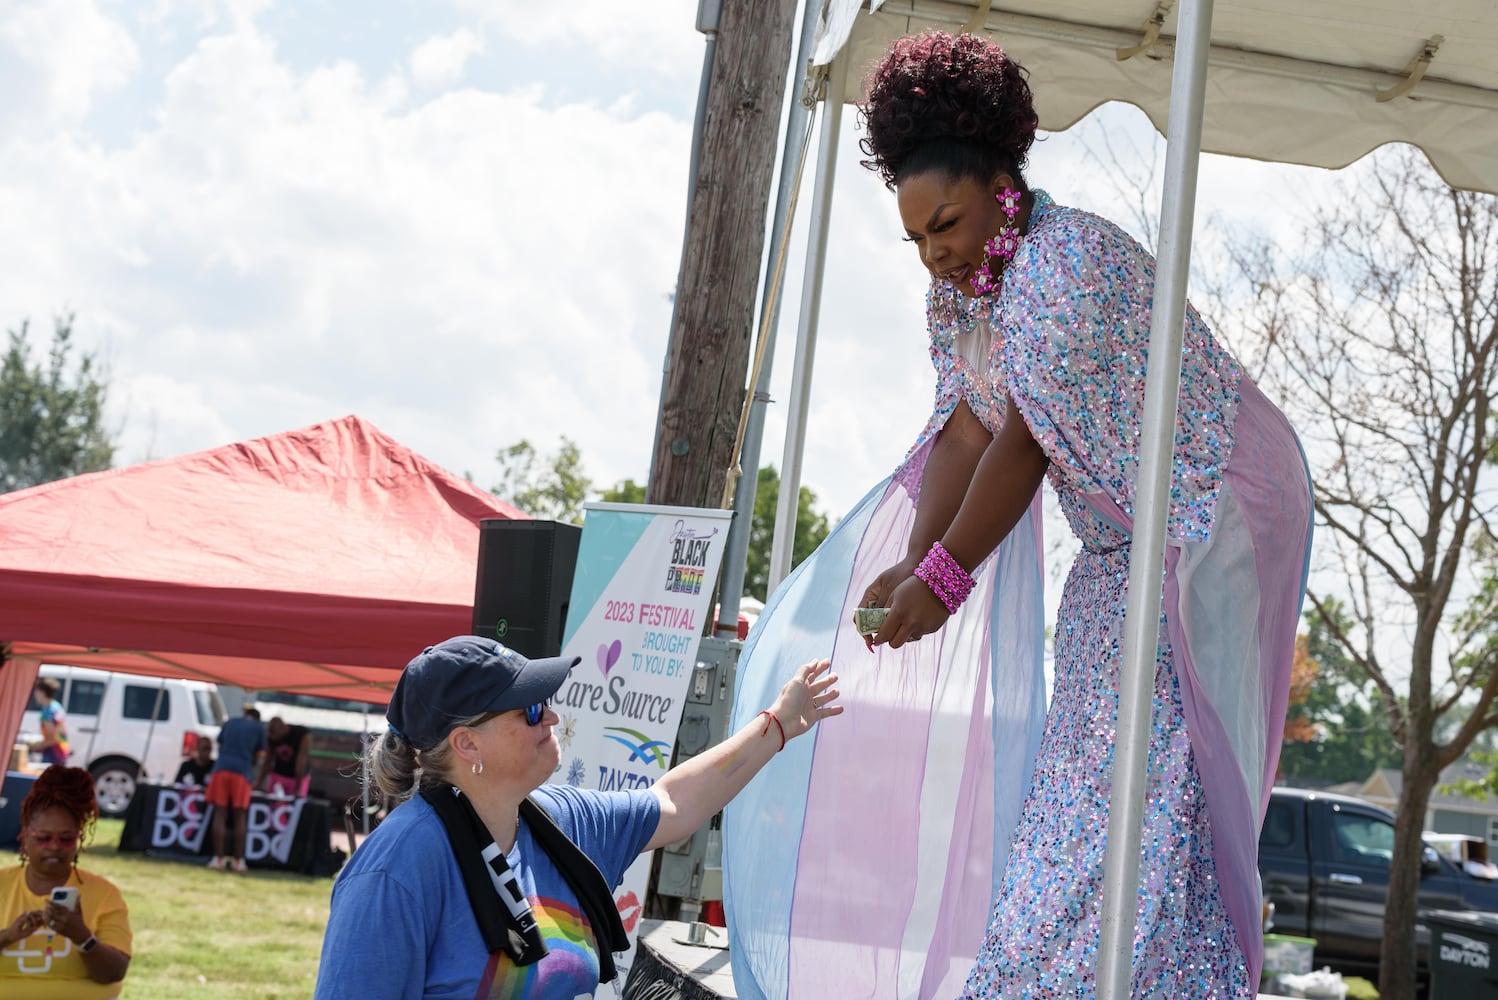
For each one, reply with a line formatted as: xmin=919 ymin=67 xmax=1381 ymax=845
xmin=50 ymin=887 xmax=79 ymax=911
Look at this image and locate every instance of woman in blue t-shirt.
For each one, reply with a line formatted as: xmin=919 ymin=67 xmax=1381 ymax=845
xmin=315 ymin=636 xmax=840 ymax=999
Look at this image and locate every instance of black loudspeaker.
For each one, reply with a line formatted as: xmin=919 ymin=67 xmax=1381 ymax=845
xmin=472 ymin=519 xmax=583 ymax=658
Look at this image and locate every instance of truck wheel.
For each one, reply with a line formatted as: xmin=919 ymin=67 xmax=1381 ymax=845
xmin=90 ymin=757 xmax=141 ymax=817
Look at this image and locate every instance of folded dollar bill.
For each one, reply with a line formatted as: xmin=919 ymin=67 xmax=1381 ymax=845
xmin=853 ymin=607 xmax=889 ymax=637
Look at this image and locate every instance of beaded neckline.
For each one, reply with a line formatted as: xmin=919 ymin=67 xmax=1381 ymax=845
xmin=926 ymin=189 xmax=1055 ymax=335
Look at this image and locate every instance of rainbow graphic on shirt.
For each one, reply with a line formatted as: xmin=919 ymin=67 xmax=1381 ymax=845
xmin=477 ymin=896 xmax=597 ymax=999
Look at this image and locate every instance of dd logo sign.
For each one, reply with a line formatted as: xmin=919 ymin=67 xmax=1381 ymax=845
xmin=150 ymin=788 xmax=210 ymax=852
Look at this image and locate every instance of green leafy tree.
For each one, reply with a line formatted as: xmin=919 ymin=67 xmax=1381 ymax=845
xmin=599 ymin=478 xmax=647 ymax=504
xmin=491 ymin=437 xmax=592 ymax=524
xmin=1278 ymin=601 xmax=1402 ymax=784
xmin=0 ymin=315 xmax=115 ymax=493
xmin=743 ymin=465 xmax=831 ymax=602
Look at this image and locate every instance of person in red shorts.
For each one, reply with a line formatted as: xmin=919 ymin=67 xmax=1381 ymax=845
xmin=204 ymin=707 xmax=266 ymax=872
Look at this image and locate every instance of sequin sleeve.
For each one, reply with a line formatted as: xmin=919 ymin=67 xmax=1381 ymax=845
xmin=996 ymin=206 xmax=1242 ymax=541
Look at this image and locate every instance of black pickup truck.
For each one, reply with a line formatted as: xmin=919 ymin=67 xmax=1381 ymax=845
xmin=1260 ymin=786 xmax=1498 ymax=978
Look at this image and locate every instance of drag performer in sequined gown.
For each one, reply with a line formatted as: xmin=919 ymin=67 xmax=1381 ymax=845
xmin=723 ymin=30 xmax=1311 ymax=1000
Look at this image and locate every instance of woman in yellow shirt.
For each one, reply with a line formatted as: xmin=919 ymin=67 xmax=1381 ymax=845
xmin=0 ymin=766 xmax=132 ymax=999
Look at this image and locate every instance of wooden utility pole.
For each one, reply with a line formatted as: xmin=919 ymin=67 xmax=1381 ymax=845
xmin=648 ymin=0 xmax=799 ymax=508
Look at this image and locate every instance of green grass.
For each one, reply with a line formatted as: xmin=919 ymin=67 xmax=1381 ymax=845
xmin=8 ymin=818 xmax=332 ymax=999
xmin=33 ymin=824 xmax=1390 ymax=1000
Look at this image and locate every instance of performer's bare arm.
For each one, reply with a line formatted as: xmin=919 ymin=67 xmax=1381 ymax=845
xmin=860 ymin=399 xmax=991 ymax=609
xmin=876 ymin=399 xmax=1049 ymax=647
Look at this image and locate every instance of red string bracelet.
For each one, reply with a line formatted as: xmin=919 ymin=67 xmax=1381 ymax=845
xmin=757 ymin=710 xmax=786 ymax=752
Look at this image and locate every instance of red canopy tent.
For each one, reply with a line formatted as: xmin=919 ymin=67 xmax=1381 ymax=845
xmin=0 ymin=415 xmax=526 ymax=755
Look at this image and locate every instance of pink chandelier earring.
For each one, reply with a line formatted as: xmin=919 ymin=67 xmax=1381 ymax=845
xmin=970 ymin=187 xmax=1022 ymax=296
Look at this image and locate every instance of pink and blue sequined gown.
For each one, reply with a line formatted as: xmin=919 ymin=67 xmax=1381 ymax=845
xmin=723 ymin=191 xmax=1312 ymax=999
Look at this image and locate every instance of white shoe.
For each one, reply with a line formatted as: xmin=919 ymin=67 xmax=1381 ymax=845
xmin=206 ymin=856 xmax=226 ymax=870
xmin=230 ymin=858 xmax=249 ymax=873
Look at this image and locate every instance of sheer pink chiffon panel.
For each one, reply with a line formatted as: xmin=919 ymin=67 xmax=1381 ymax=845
xmin=784 ymin=494 xmax=1046 ymax=998
xmin=725 ymin=423 xmax=1048 ymax=1000
xmin=1162 ymin=376 xmax=1314 ymax=986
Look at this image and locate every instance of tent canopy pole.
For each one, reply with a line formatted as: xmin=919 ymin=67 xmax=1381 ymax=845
xmin=768 ymin=53 xmax=849 ymax=593
xmin=1094 ymin=0 xmax=1215 ymax=995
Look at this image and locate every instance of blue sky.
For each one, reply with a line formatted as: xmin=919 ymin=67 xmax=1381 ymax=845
xmin=0 ymin=0 xmax=1340 ymax=531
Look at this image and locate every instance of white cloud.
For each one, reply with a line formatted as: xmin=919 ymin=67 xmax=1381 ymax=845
xmin=409 ymin=28 xmax=483 ymax=89
xmin=459 ymin=0 xmax=702 ymax=81
xmin=0 ymin=0 xmax=139 ymax=120
xmin=0 ymin=12 xmax=692 ymax=500
xmin=138 ymin=0 xmax=273 ymax=30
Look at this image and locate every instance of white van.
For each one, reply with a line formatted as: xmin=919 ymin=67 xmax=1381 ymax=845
xmin=19 ymin=665 xmax=227 ymax=817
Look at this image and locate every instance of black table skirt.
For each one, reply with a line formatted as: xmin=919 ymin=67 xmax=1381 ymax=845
xmin=118 ymin=783 xmax=341 ymax=876
xmin=0 ymin=771 xmax=40 ymax=849
xmin=621 ymin=930 xmax=729 ymax=1000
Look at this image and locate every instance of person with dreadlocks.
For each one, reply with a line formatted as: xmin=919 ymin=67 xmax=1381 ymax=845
xmin=1 ymin=766 xmax=132 ymax=997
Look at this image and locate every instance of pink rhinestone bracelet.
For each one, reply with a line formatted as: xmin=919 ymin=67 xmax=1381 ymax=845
xmin=913 ymin=541 xmax=975 ymax=614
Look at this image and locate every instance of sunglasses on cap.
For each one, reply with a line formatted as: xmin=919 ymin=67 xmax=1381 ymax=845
xmin=475 ymin=700 xmax=549 ymax=728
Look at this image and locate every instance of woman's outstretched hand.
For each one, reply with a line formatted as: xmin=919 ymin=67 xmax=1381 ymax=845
xmin=873 ymin=575 xmax=950 ymax=648
xmin=771 ymin=658 xmax=842 ymax=739
xmin=642 ymin=658 xmax=842 ymax=852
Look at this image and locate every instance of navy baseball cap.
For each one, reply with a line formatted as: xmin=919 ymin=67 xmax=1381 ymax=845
xmin=387 ymin=636 xmax=579 ymax=750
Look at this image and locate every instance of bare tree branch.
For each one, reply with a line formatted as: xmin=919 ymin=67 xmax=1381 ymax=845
xmin=1222 ymin=147 xmax=1498 ymax=999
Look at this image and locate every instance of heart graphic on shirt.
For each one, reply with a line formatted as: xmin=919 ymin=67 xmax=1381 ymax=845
xmin=597 ymin=640 xmax=622 ymax=677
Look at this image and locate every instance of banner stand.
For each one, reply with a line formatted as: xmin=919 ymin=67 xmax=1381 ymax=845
xmin=553 ymin=502 xmax=734 ymax=992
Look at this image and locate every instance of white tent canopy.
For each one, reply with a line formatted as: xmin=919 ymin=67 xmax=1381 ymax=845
xmin=756 ymin=1 xmax=1498 ymax=996
xmin=814 ymin=0 xmax=1498 ymax=194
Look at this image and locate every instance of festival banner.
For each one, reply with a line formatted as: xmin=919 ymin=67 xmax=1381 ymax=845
xmin=553 ymin=501 xmax=732 ymax=991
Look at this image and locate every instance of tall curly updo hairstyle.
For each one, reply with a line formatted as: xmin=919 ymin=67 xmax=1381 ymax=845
xmin=859 ymin=30 xmax=1038 ymax=190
